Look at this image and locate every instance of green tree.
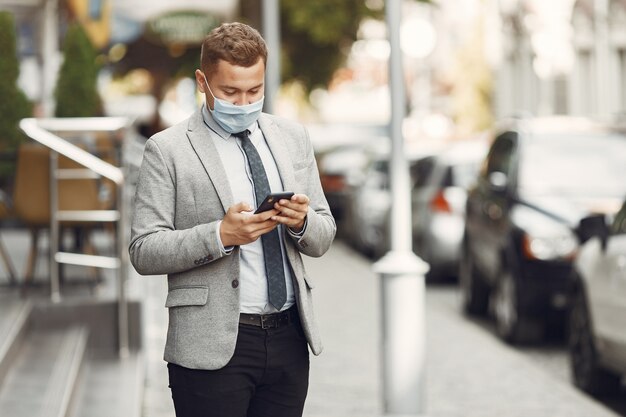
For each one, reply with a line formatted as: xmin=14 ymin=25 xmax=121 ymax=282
xmin=273 ymin=0 xmax=432 ymax=93
xmin=54 ymin=23 xmax=101 ymax=117
xmin=0 ymin=11 xmax=32 ymax=152
xmin=279 ymin=0 xmax=382 ymax=93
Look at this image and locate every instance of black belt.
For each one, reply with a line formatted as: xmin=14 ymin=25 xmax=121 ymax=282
xmin=239 ymin=306 xmax=298 ymax=329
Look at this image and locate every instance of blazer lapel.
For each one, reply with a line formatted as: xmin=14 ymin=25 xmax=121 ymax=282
xmin=259 ymin=114 xmax=296 ymax=192
xmin=186 ymin=110 xmax=233 ymax=213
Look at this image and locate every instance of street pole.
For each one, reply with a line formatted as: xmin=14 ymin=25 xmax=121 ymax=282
xmin=374 ymin=0 xmax=430 ymax=415
xmin=41 ymin=0 xmax=58 ymax=117
xmin=594 ymin=0 xmax=610 ymax=116
xmin=262 ymin=0 xmax=280 ymax=114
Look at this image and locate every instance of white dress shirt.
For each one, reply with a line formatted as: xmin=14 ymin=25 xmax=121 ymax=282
xmin=201 ymin=106 xmax=297 ymax=314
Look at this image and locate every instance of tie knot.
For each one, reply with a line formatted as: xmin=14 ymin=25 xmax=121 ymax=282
xmin=233 ymin=130 xmax=250 ymax=140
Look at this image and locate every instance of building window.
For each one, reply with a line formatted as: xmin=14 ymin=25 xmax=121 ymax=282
xmin=555 ymin=75 xmax=568 ymax=114
xmin=620 ymin=49 xmax=626 ymax=114
xmin=578 ymin=50 xmax=593 ymax=115
xmin=89 ymin=0 xmax=102 ymax=20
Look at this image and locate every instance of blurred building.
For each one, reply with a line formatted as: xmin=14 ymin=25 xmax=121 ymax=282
xmin=0 ymin=0 xmax=237 ymax=122
xmin=494 ymin=0 xmax=626 ymax=119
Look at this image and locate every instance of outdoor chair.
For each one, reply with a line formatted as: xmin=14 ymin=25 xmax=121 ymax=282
xmin=0 ymin=189 xmax=17 ymax=283
xmin=2 ymin=143 xmax=114 ymax=288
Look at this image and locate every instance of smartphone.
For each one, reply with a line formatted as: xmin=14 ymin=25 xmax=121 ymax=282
xmin=254 ymin=192 xmax=295 ymax=214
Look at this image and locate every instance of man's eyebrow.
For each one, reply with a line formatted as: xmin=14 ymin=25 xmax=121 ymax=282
xmin=218 ymin=83 xmax=264 ymax=91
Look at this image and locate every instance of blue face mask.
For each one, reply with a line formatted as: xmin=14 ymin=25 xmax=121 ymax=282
xmin=202 ymin=73 xmax=264 ymax=134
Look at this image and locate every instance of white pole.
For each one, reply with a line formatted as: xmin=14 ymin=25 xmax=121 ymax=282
xmin=594 ymin=0 xmax=610 ymax=116
xmin=387 ymin=0 xmax=411 ymax=253
xmin=375 ymin=0 xmax=430 ymax=414
xmin=262 ymin=0 xmax=280 ymax=114
xmin=41 ymin=0 xmax=58 ymax=117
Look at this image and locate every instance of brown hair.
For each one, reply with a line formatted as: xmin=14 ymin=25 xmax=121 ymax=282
xmin=200 ymin=22 xmax=267 ymax=77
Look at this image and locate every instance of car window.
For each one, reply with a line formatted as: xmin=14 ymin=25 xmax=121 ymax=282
xmin=411 ymin=157 xmax=436 ymax=189
xmin=485 ymin=133 xmax=516 ymax=177
xmin=442 ymin=167 xmax=454 ymax=187
xmin=518 ymin=132 xmax=626 ymax=198
xmin=611 ymin=201 xmax=626 ymax=235
xmin=451 ymin=162 xmax=482 ymax=189
xmin=365 ymin=160 xmax=389 ymax=190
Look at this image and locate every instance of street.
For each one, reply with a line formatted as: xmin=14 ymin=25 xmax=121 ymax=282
xmin=303 ymin=240 xmax=626 ymax=417
xmin=426 ymin=282 xmax=626 ymax=417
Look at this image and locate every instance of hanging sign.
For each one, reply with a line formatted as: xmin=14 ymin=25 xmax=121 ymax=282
xmin=145 ymin=11 xmax=218 ymax=46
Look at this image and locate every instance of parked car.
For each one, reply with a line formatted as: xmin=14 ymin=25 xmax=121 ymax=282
xmin=343 ymin=142 xmax=445 ymax=258
xmin=412 ymin=140 xmax=488 ymax=280
xmin=568 ymin=199 xmax=626 ymax=396
xmin=460 ymin=117 xmax=626 ymax=343
xmin=316 ymin=143 xmax=371 ymax=224
xmin=308 ymin=123 xmax=387 ymax=224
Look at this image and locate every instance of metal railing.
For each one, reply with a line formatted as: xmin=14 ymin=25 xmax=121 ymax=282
xmin=19 ymin=117 xmax=131 ymax=358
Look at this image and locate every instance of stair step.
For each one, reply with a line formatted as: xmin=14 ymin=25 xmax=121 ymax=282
xmin=0 ymin=326 xmax=89 ymax=417
xmin=57 ymin=210 xmax=120 ymax=222
xmin=69 ymin=351 xmax=144 ymax=417
xmin=0 ymin=298 xmax=32 ymax=384
xmin=55 ymin=252 xmax=120 ymax=269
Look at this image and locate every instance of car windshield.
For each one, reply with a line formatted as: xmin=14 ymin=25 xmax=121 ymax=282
xmin=451 ymin=162 xmax=482 ymax=189
xmin=519 ymin=132 xmax=626 ymax=198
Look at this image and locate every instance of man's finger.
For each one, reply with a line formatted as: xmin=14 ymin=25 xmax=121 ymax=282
xmin=290 ymin=194 xmax=310 ymax=204
xmin=230 ymin=202 xmax=253 ymax=213
xmin=252 ymin=209 xmax=280 ymax=221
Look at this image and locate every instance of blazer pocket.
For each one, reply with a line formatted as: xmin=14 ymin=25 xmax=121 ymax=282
xmin=165 ymin=286 xmax=209 ymax=308
xmin=293 ymin=159 xmax=309 ymax=171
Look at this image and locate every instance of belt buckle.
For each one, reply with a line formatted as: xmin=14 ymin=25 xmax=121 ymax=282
xmin=260 ymin=314 xmax=272 ymax=329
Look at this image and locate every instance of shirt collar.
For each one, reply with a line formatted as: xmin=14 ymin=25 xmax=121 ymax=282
xmin=201 ymin=104 xmax=259 ymax=140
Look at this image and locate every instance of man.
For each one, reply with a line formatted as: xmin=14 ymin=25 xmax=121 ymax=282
xmin=129 ymin=22 xmax=336 ymax=417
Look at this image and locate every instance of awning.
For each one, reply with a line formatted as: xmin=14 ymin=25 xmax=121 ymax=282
xmin=111 ymin=0 xmax=237 ymax=23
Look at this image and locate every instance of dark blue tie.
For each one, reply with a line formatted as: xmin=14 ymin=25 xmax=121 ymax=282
xmin=235 ymin=130 xmax=287 ymax=310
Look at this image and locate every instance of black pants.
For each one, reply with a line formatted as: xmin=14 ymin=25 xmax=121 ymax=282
xmin=167 ymin=317 xmax=310 ymax=417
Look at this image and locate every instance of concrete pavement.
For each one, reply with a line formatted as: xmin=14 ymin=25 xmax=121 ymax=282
xmin=302 ymin=241 xmax=620 ymax=417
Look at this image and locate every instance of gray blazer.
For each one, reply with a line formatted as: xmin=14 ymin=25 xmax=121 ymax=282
xmin=129 ymin=110 xmax=336 ymax=370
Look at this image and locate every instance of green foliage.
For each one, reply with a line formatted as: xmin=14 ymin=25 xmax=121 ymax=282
xmin=280 ymin=0 xmax=382 ymax=92
xmin=54 ymin=23 xmax=101 ymax=117
xmin=278 ymin=0 xmax=432 ymax=93
xmin=450 ymin=17 xmax=493 ymax=134
xmin=0 ymin=11 xmax=32 ymax=152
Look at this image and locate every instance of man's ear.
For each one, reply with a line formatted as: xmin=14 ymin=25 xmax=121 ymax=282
xmin=194 ymin=69 xmax=206 ymax=93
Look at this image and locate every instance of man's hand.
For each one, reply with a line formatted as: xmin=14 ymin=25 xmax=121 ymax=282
xmin=220 ymin=202 xmax=279 ymax=247
xmin=272 ymin=194 xmax=309 ymax=233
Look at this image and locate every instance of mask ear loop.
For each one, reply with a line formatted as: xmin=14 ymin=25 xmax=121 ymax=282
xmin=201 ymin=73 xmax=216 ymax=100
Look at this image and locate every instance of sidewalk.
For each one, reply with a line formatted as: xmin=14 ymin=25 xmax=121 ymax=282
xmin=301 ymin=241 xmax=620 ymax=417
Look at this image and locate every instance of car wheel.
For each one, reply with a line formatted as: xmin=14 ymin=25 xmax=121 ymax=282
xmin=568 ymin=286 xmax=621 ymax=397
xmin=459 ymin=242 xmax=489 ymax=315
xmin=492 ymin=268 xmax=542 ymax=344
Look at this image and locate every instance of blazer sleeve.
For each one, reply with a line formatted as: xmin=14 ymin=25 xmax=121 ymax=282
xmin=128 ymin=139 xmax=227 ymax=275
xmin=288 ymin=126 xmax=336 ymax=257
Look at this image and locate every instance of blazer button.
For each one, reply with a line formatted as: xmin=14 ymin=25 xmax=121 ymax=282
xmin=232 ymin=280 xmax=239 ymax=289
